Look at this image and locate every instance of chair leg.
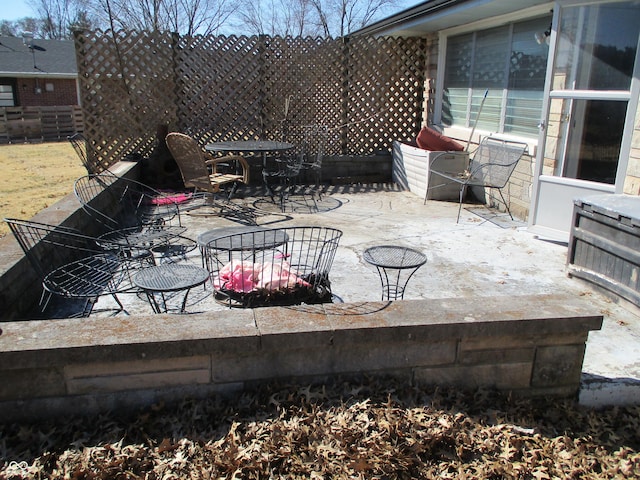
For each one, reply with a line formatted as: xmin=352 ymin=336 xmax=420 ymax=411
xmin=227 ymin=182 xmax=239 ymax=200
xmin=456 ymin=185 xmax=467 ymax=223
xmin=496 ymin=188 xmax=514 ymax=220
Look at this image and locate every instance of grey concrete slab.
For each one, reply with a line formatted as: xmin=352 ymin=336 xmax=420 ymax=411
xmin=83 ymin=185 xmax=639 ymax=406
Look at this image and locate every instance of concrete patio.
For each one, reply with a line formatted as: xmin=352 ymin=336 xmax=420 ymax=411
xmin=74 ymin=183 xmax=640 ymax=407
xmin=1 ymin=182 xmax=639 ymax=414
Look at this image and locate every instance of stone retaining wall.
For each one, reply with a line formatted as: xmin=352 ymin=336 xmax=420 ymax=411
xmin=0 ymin=294 xmax=602 ymax=422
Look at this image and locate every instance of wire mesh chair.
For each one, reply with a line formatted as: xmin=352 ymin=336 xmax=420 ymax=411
xmin=4 ymin=218 xmax=135 ymax=317
xmin=299 ymin=124 xmax=328 ymax=198
xmin=262 ymin=125 xmax=328 ymax=210
xmin=68 ymin=133 xmax=110 ymax=174
xmin=73 ymin=174 xmax=188 ymax=252
xmin=204 ymin=226 xmax=342 ymax=308
xmin=424 ymin=136 xmax=528 ymax=222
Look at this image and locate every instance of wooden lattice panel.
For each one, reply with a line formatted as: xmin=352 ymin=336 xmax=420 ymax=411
xmin=74 ymin=31 xmax=427 ymax=168
xmin=175 ymin=35 xmax=264 ymax=145
xmin=345 ymin=36 xmax=427 ymax=155
xmin=74 ymin=30 xmax=177 ymax=170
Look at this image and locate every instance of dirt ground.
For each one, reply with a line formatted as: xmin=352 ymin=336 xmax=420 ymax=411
xmin=0 ymin=142 xmax=85 ymax=238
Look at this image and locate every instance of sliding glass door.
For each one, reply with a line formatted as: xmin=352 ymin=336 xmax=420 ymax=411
xmin=529 ymin=0 xmax=640 ymax=240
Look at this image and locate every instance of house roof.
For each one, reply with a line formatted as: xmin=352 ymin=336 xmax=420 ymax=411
xmin=351 ymin=0 xmax=551 ymax=37
xmin=0 ymin=36 xmax=77 ymax=78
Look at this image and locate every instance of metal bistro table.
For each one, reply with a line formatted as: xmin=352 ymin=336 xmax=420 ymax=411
xmin=134 ymin=263 xmax=210 ymax=313
xmin=363 ymin=245 xmax=427 ymax=301
xmin=205 ymin=140 xmax=294 ymax=169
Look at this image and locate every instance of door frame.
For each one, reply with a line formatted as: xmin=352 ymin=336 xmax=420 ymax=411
xmin=528 ymin=0 xmax=640 ymax=242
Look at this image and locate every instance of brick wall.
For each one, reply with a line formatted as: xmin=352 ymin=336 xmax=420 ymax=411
xmin=15 ymin=78 xmax=78 ymax=107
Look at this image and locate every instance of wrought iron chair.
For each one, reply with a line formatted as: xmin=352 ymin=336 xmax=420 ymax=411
xmin=262 ymin=125 xmax=328 ymax=209
xmin=424 ymin=136 xmax=528 ymax=222
xmin=73 ymin=174 xmax=188 ymax=253
xmin=204 ymin=226 xmax=342 ymax=308
xmin=4 ymin=218 xmax=136 ymax=317
xmin=165 ymin=132 xmax=250 ymax=199
xmin=68 ymin=133 xmax=110 ymax=174
xmin=299 ymin=124 xmax=328 ymax=198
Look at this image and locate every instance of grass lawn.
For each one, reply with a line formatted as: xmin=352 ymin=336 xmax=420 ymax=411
xmin=0 ymin=142 xmax=85 ymax=238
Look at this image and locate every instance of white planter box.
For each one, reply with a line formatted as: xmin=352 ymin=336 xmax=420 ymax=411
xmin=392 ymin=141 xmax=469 ymax=200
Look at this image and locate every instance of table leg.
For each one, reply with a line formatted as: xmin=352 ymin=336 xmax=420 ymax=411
xmin=145 ymin=291 xmax=165 ymax=313
xmin=375 ymin=266 xmax=422 ymax=301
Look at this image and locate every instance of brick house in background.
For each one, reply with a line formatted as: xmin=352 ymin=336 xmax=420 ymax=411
xmin=0 ymin=35 xmax=81 ymax=142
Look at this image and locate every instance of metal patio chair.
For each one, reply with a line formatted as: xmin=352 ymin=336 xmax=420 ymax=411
xmin=73 ymin=174 xmax=188 ymax=254
xmin=204 ymin=226 xmax=342 ymax=308
xmin=299 ymin=124 xmax=328 ymax=198
xmin=262 ymin=125 xmax=328 ymax=210
xmin=68 ymin=133 xmax=109 ymax=174
xmin=165 ymin=132 xmax=249 ymax=199
xmin=424 ymin=136 xmax=528 ymax=222
xmin=4 ymin=218 xmax=136 ymax=317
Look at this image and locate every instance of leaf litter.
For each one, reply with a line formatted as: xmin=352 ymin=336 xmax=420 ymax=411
xmin=1 ymin=377 xmax=638 ymax=479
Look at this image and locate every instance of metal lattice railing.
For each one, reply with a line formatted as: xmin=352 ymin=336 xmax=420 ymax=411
xmin=73 ymin=31 xmax=427 ymax=171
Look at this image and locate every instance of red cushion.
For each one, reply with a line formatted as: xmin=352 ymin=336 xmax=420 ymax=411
xmin=416 ymin=127 xmax=464 ymax=151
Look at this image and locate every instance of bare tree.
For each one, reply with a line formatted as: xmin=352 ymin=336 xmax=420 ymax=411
xmin=0 ymin=18 xmax=43 ymax=37
xmin=322 ymin=0 xmax=402 ymax=37
xmin=24 ymin=0 xmax=404 ymax=38
xmin=30 ymin=0 xmax=94 ymax=38
xmin=27 ymin=0 xmax=97 ymax=38
xmin=169 ymin=0 xmax=237 ymax=36
xmin=235 ymin=0 xmax=402 ymax=38
xmin=234 ymin=0 xmax=313 ymax=37
xmin=91 ymin=0 xmax=235 ymax=35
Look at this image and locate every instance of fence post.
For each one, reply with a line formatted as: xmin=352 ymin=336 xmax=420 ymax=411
xmin=340 ymin=36 xmax=350 ymax=155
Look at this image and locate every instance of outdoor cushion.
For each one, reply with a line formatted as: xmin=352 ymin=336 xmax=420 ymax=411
xmin=416 ymin=126 xmax=464 ymax=152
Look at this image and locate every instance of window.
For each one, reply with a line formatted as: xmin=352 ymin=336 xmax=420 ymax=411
xmin=442 ymin=16 xmax=551 ymax=138
xmin=0 ymin=84 xmax=15 ymax=107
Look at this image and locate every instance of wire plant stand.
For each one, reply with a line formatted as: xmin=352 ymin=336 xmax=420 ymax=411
xmin=363 ymin=245 xmax=427 ymax=301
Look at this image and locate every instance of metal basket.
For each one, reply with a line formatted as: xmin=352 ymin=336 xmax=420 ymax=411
xmin=204 ymin=226 xmax=342 ymax=308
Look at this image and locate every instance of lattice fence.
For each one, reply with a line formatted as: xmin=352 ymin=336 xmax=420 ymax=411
xmin=73 ymin=31 xmax=427 ymax=169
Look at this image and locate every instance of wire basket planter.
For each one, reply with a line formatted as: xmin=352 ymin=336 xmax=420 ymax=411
xmin=204 ymin=226 xmax=343 ymax=308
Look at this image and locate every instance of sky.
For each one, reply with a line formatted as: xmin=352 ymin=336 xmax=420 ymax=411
xmin=2 ymin=0 xmax=34 ymax=21
xmin=2 ymin=0 xmax=422 ymax=24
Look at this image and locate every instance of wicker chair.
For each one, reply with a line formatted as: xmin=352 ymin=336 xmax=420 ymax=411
xmin=4 ymin=218 xmax=137 ymax=317
xmin=165 ymin=132 xmax=249 ymax=199
xmin=424 ymin=136 xmax=528 ymax=222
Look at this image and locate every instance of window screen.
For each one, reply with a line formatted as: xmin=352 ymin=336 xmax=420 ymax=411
xmin=443 ymin=16 xmax=550 ymax=137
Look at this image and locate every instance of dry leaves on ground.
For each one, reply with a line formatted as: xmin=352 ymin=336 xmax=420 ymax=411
xmin=1 ymin=378 xmax=639 ymax=479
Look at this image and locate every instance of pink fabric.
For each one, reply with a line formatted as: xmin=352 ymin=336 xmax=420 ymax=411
xmin=151 ymin=193 xmax=193 ymax=205
xmin=213 ymin=261 xmax=311 ymax=293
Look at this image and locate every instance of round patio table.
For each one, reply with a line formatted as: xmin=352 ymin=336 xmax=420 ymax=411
xmin=363 ymin=245 xmax=427 ymax=300
xmin=134 ymin=263 xmax=209 ymax=313
xmin=205 ymin=140 xmax=294 ymax=168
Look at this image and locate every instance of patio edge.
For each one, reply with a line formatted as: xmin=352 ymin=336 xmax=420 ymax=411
xmin=0 ymin=294 xmax=602 ymax=422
